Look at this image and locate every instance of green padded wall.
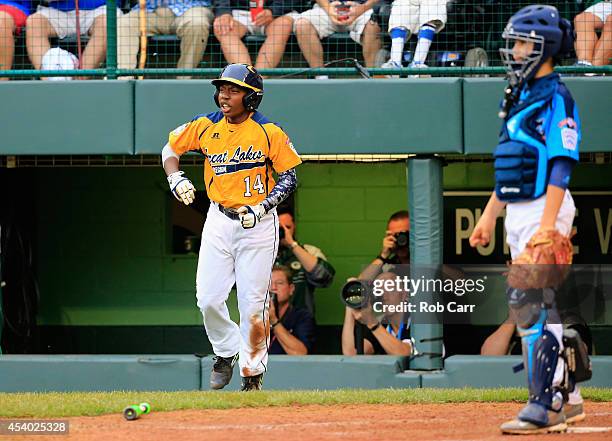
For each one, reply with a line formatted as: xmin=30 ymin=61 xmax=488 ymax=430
xmin=134 ymin=79 xmax=464 ymax=155
xmin=421 ymin=355 xmax=612 ymax=389
xmin=201 ymin=355 xmax=420 ymax=391
xmin=2 ymin=354 xmax=610 ymax=392
xmin=0 ymin=355 xmax=200 ymax=392
xmin=2 ymin=79 xmax=611 ymax=155
xmin=463 ymin=77 xmax=612 ymax=154
xmin=0 ymin=81 xmax=134 ymax=155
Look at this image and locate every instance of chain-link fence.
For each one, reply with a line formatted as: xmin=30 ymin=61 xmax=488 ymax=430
xmin=0 ymin=0 xmax=610 ymax=79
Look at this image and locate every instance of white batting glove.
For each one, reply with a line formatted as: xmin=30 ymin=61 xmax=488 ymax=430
xmin=237 ymin=204 xmax=266 ymax=229
xmin=167 ymin=171 xmax=196 ymax=205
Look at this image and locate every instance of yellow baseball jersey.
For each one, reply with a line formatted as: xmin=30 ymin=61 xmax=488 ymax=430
xmin=169 ymin=111 xmax=302 ymax=209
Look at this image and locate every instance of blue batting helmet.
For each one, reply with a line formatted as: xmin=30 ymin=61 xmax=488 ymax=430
xmin=212 ymin=64 xmax=264 ymax=111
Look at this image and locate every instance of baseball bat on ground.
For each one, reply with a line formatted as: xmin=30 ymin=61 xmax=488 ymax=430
xmin=123 ymin=402 xmax=151 ymax=420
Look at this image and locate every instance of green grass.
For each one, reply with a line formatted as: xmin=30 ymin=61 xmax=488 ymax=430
xmin=0 ymin=388 xmax=611 ymax=418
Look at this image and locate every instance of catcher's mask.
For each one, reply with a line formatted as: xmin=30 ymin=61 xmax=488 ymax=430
xmin=213 ymin=64 xmax=264 ymax=112
xmin=499 ymin=4 xmax=574 ymax=85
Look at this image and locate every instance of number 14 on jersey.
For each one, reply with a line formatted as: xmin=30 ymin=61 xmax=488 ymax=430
xmin=244 ymin=174 xmax=265 ymax=197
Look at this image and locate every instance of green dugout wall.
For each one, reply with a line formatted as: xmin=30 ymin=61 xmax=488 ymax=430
xmin=1 ymin=78 xmax=610 ymax=155
xmin=1 ymin=79 xmax=611 ymax=368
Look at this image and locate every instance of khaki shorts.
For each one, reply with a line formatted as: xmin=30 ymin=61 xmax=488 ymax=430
xmin=388 ymin=0 xmax=448 ymax=35
xmin=36 ymin=5 xmax=122 ymax=39
xmin=231 ymin=9 xmax=266 ymax=36
xmin=298 ymin=3 xmax=374 ymax=44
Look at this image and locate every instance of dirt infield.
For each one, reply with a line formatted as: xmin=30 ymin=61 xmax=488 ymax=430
xmin=5 ymin=401 xmax=612 ymax=441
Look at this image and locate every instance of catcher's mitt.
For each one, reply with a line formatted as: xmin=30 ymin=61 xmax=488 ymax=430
xmin=507 ymin=229 xmax=573 ymax=289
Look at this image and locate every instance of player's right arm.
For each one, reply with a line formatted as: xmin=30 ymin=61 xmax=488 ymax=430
xmin=469 ymin=192 xmax=506 ymax=247
xmin=162 ymin=117 xmax=213 ymax=206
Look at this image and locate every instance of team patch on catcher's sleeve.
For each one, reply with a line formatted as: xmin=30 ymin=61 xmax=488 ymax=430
xmin=172 ymin=123 xmax=188 ymax=136
xmin=561 ymin=127 xmax=578 ymax=151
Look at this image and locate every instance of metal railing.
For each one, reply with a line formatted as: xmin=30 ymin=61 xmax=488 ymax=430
xmin=0 ymin=0 xmax=610 ymax=79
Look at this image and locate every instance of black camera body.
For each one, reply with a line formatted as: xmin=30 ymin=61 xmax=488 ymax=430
xmin=394 ymin=231 xmax=409 ymax=249
xmin=341 ymin=280 xmax=374 ymax=309
xmin=279 ymin=226 xmax=285 ymax=240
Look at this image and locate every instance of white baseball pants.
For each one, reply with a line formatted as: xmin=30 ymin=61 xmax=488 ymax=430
xmin=196 ymin=203 xmax=278 ymax=377
xmin=505 ymin=189 xmax=582 ymax=404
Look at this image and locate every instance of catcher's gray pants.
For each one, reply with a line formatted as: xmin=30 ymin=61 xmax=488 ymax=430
xmin=196 ymin=204 xmax=278 ymax=377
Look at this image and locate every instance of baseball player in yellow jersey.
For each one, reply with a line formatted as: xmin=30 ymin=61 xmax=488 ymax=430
xmin=161 ymin=63 xmax=302 ymax=391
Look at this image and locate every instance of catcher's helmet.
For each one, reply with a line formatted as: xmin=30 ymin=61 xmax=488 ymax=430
xmin=212 ymin=64 xmax=264 ymax=111
xmin=500 ymin=5 xmax=574 ymax=83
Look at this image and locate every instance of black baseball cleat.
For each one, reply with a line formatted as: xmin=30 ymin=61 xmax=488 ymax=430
xmin=240 ymin=374 xmax=264 ymax=391
xmin=210 ymin=354 xmax=238 ymax=390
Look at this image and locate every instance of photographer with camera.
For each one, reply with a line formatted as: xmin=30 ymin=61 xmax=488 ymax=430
xmin=275 ymin=206 xmax=335 ymax=316
xmin=269 ymin=265 xmax=316 ymax=355
xmin=341 ymin=272 xmax=413 ymax=355
xmin=359 ymin=210 xmax=410 ymax=282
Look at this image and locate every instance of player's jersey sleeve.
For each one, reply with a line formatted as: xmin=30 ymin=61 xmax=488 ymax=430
xmin=267 ymin=125 xmax=302 ymax=173
xmin=544 ymin=87 xmax=581 ymax=162
xmin=168 ymin=114 xmax=214 ymax=155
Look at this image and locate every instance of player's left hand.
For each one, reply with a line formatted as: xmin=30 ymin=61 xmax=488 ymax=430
xmin=237 ymin=204 xmax=266 ymax=229
xmin=254 ymin=9 xmax=273 ymax=27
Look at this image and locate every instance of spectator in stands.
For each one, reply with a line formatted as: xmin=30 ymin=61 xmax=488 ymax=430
xmin=342 ymin=271 xmax=413 ymax=355
xmin=275 ymin=206 xmax=335 ymax=316
xmin=294 ymin=0 xmax=382 ymax=79
xmin=381 ymin=0 xmax=449 ymax=74
xmin=574 ymin=0 xmax=612 ymax=67
xmin=0 ymin=0 xmax=31 ymax=78
xmin=213 ymin=1 xmax=307 ymax=69
xmin=358 ymin=210 xmax=409 ymax=281
xmin=268 ymin=265 xmax=316 ymax=355
xmin=117 ymin=0 xmax=213 ymax=74
xmin=26 ymin=0 xmax=120 ymax=73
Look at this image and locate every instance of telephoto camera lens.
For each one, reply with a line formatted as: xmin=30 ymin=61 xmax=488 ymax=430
xmin=341 ymin=280 xmax=372 ymax=309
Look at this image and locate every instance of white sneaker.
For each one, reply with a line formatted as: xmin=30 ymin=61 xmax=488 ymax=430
xmin=574 ymin=60 xmax=595 ymax=77
xmin=408 ymin=62 xmax=429 ymax=78
xmin=381 ymin=60 xmax=402 ymax=78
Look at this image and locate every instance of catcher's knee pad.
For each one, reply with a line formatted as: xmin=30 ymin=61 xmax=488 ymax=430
xmin=518 ymin=321 xmax=561 ymax=410
xmin=507 ymin=287 xmax=555 ymax=329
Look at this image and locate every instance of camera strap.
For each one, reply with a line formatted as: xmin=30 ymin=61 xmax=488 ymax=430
xmin=386 ymin=317 xmax=410 ymax=341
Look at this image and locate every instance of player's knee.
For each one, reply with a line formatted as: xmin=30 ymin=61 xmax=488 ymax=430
xmin=90 ymin=15 xmax=107 ymax=36
xmin=26 ymin=13 xmax=51 ymax=33
xmin=574 ymin=12 xmax=593 ymax=28
xmin=196 ymin=294 xmax=223 ymax=312
xmin=294 ymin=18 xmax=314 ymax=35
xmin=0 ymin=11 xmax=14 ymax=29
xmin=364 ymin=21 xmax=380 ymax=35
